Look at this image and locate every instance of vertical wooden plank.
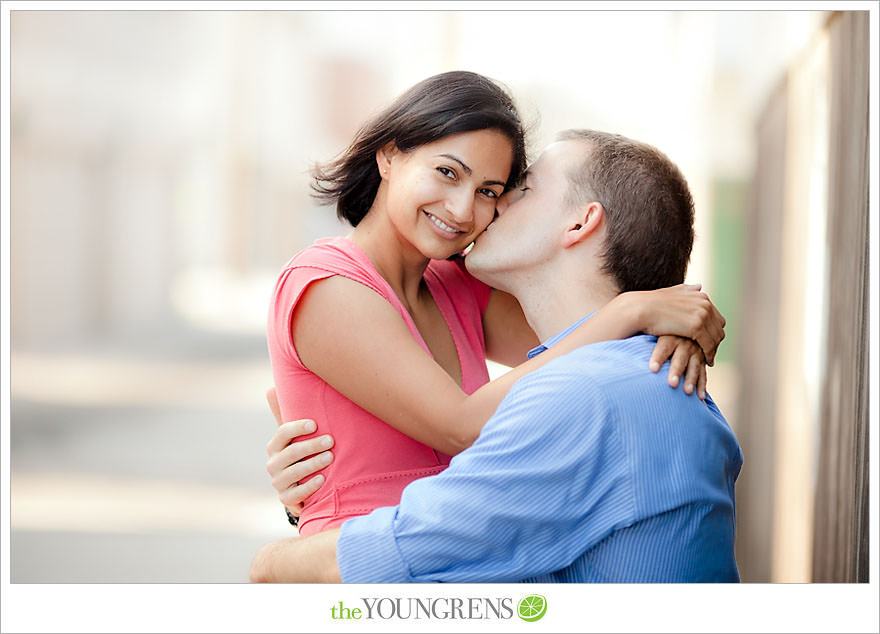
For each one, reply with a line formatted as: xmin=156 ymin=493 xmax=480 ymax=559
xmin=733 ymin=80 xmax=788 ymax=582
xmin=770 ymin=28 xmax=830 ymax=582
xmin=812 ymin=11 xmax=870 ymax=583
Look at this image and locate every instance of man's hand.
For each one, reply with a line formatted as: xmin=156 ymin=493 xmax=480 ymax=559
xmin=265 ymin=388 xmax=333 ymax=517
xmin=249 ymin=528 xmax=343 ymax=583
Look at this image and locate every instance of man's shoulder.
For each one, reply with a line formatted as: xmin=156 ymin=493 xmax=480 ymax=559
xmin=526 ymin=334 xmax=726 ymax=424
xmin=541 ymin=335 xmax=659 ymax=387
xmin=501 ymin=336 xmax=658 ymax=424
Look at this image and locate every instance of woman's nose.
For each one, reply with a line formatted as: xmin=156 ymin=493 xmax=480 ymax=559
xmin=447 ymin=190 xmax=475 ymax=223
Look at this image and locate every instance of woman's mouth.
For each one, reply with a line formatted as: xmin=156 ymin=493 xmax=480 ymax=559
xmin=424 ymin=211 xmax=465 ymax=236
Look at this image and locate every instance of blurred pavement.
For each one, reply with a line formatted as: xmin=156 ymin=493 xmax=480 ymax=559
xmin=10 ymin=330 xmax=296 ymax=583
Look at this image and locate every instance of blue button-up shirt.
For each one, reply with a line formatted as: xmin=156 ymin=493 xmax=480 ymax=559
xmin=337 ymin=316 xmax=743 ymax=582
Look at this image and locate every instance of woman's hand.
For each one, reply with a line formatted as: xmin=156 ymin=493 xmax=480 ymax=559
xmin=265 ymin=388 xmax=333 ymax=517
xmin=648 ymin=335 xmax=708 ymax=400
xmin=627 ymin=284 xmax=726 ymax=365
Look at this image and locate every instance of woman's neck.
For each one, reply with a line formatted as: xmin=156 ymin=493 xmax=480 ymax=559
xmin=349 ymin=205 xmax=431 ymax=309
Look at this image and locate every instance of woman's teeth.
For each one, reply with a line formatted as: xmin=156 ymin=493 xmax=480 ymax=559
xmin=426 ymin=212 xmax=461 ymax=234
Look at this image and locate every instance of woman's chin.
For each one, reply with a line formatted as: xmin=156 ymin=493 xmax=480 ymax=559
xmin=417 ymin=238 xmax=470 ymax=261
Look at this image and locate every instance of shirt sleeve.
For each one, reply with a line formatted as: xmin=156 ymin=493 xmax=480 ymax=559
xmin=336 ymin=361 xmax=636 ymax=582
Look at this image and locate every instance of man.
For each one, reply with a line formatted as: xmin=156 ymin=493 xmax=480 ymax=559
xmin=250 ymin=129 xmax=743 ymax=583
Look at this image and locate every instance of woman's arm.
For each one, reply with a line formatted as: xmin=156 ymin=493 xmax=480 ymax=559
xmin=482 ymin=288 xmax=540 ymax=367
xmin=294 ymin=275 xmax=515 ymax=455
xmin=481 ymin=284 xmax=724 ymax=393
xmin=292 ymin=277 xmax=724 ymax=456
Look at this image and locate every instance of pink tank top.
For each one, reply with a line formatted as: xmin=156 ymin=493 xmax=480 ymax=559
xmin=267 ymin=237 xmax=492 ymax=535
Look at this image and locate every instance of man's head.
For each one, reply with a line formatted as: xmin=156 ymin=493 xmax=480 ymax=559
xmin=466 ymin=129 xmax=694 ymax=296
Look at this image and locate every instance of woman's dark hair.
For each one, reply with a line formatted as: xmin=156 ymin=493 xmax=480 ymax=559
xmin=312 ymin=70 xmax=528 ymax=226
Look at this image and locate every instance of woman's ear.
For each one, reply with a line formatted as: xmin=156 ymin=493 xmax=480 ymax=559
xmin=561 ymin=202 xmax=604 ymax=248
xmin=376 ymin=142 xmax=398 ymax=179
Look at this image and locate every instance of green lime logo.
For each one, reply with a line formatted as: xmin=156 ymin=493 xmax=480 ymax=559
xmin=517 ymin=594 xmax=547 ymax=622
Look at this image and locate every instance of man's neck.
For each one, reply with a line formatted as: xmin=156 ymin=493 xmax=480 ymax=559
xmin=513 ymin=275 xmax=619 ymax=342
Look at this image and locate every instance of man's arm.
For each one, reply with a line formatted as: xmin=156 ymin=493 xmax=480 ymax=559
xmin=249 ymin=528 xmax=342 ymax=583
xmin=335 ymin=363 xmax=633 ymax=583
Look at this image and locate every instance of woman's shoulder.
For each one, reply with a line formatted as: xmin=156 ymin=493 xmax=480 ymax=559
xmin=274 ymin=236 xmax=388 ymax=301
xmin=283 ymin=236 xmax=367 ymax=272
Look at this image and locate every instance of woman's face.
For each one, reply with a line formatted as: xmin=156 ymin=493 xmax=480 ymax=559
xmin=380 ymin=129 xmax=514 ymax=261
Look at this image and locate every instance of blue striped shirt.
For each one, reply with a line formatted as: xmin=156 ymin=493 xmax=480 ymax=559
xmin=337 ymin=315 xmax=743 ymax=582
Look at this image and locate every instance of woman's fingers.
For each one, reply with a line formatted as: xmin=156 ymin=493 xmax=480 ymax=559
xmin=643 ymin=284 xmax=725 ymax=366
xmin=694 ymin=291 xmax=725 ymax=366
xmin=649 ymin=335 xmax=679 ymax=373
xmin=649 ymin=327 xmax=710 ymax=399
xmin=682 ymin=348 xmax=706 ymax=396
xmin=697 ymin=363 xmax=708 ymax=401
xmin=703 ymin=296 xmax=726 ymax=364
xmin=666 ymin=340 xmax=693 ymax=389
xmin=667 ymin=286 xmax=724 ymax=366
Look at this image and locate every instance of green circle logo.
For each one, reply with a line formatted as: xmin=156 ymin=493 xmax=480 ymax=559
xmin=517 ymin=594 xmax=547 ymax=622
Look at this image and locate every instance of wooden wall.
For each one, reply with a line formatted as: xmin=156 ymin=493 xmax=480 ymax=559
xmin=737 ymin=10 xmax=869 ymax=582
xmin=811 ymin=10 xmax=870 ymax=583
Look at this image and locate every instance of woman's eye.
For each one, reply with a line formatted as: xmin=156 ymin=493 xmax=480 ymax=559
xmin=520 ymin=186 xmax=531 ymax=193
xmin=479 ymin=188 xmax=499 ymax=199
xmin=437 ymin=166 xmax=455 ymax=179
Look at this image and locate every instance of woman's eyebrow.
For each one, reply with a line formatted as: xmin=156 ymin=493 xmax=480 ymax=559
xmin=436 ymin=153 xmax=472 ymax=175
xmin=436 ymin=153 xmax=507 ymax=187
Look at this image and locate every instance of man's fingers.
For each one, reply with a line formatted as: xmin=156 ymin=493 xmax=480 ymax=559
xmin=266 ymin=434 xmax=333 ymax=481
xmin=277 ymin=435 xmax=334 ymax=471
xmin=279 ymin=472 xmax=328 ymax=509
xmin=266 ymin=387 xmax=283 ymax=426
xmin=271 ymin=449 xmax=334 ymax=492
xmin=266 ymin=419 xmax=318 ymax=455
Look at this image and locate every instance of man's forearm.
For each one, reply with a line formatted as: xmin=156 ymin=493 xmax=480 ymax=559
xmin=249 ymin=528 xmax=342 ymax=583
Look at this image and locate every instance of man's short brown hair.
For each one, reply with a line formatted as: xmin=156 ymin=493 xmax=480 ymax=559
xmin=558 ymin=129 xmax=694 ymax=292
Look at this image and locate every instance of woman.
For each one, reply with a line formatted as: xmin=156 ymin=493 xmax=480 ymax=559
xmin=266 ymin=71 xmax=725 ymax=535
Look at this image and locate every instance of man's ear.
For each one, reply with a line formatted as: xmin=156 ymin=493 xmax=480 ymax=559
xmin=375 ymin=142 xmax=398 ymax=179
xmin=561 ymin=201 xmax=604 ymax=248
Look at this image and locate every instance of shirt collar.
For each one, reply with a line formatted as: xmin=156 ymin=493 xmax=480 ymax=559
xmin=527 ymin=312 xmax=597 ymax=359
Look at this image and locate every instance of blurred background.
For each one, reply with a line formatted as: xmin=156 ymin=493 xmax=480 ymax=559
xmin=5 ymin=8 xmax=872 ymax=584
